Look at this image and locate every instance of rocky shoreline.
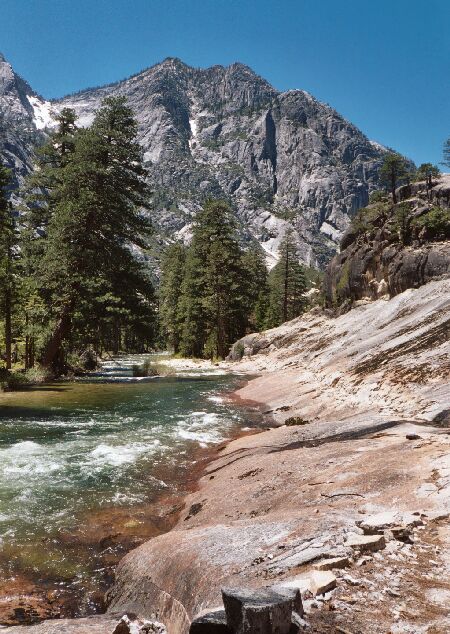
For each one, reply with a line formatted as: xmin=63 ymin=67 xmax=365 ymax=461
xmin=0 ymin=373 xmax=264 ymax=631
xmin=3 ymin=279 xmax=450 ymax=633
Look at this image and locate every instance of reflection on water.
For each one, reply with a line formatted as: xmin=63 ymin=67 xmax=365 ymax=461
xmin=0 ymin=354 xmax=252 ymax=622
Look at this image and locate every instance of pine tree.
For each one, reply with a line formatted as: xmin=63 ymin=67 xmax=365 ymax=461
xmin=178 ymin=200 xmax=248 ymax=359
xmin=379 ymin=152 xmax=408 ymax=204
xmin=266 ymin=230 xmax=307 ymax=327
xmin=21 ymin=108 xmax=78 ymax=237
xmin=0 ymin=162 xmax=15 ymax=368
xmin=27 ymin=97 xmax=154 ymax=371
xmin=159 ymin=242 xmax=187 ymax=353
xmin=241 ymin=245 xmax=269 ymax=331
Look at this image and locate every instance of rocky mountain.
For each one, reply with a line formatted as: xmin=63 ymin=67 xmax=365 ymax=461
xmin=324 ymin=175 xmax=450 ymax=305
xmin=0 ymin=53 xmax=46 ymax=197
xmin=0 ymin=54 xmax=390 ymax=267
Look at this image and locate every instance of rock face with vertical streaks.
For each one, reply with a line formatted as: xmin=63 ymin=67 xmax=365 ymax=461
xmin=0 ymin=54 xmax=389 ymax=267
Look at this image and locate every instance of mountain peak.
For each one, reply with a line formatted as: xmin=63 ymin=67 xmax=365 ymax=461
xmin=1 ymin=54 xmax=388 ymax=268
xmin=157 ymin=57 xmax=190 ymax=71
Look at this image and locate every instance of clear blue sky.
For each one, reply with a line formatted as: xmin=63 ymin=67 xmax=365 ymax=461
xmin=1 ymin=0 xmax=448 ymax=165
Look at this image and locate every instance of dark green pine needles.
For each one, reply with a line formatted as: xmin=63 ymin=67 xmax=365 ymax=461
xmin=21 ymin=97 xmax=155 ymax=372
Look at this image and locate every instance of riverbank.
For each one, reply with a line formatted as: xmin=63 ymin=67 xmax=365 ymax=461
xmin=0 ymin=364 xmax=262 ymax=628
xmin=3 ymin=280 xmax=450 ymax=633
xmin=104 ymin=280 xmax=450 ymax=633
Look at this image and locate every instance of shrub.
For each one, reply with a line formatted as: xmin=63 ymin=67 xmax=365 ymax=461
xmin=392 ymin=203 xmax=412 ymax=244
xmin=285 ymin=416 xmax=309 ymax=426
xmin=0 ymin=371 xmax=29 ymax=391
xmin=234 ymin=342 xmax=245 ymax=361
xmin=24 ymin=366 xmax=50 ymax=384
xmin=350 ymin=203 xmax=388 ymax=237
xmin=132 ymin=359 xmax=158 ymax=377
xmin=369 ymin=190 xmax=388 ymax=204
xmin=412 ymin=207 xmax=450 ymax=241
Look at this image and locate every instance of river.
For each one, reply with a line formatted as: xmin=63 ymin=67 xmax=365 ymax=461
xmin=0 ymin=354 xmax=256 ymax=624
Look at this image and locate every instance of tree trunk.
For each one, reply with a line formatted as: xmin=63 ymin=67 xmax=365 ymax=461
xmin=41 ymin=305 xmax=72 ymax=372
xmin=4 ymin=286 xmax=11 ymax=370
xmin=391 ymin=171 xmax=397 ymax=204
xmin=283 ymin=247 xmax=289 ymax=322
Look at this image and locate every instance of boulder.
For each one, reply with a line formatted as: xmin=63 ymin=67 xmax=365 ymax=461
xmin=346 ymin=534 xmax=386 ymax=553
xmin=308 ymin=571 xmax=337 ymax=596
xmin=357 ymin=511 xmax=423 ymax=534
xmin=221 ymin=587 xmax=296 ymax=634
xmin=189 ymin=609 xmax=231 ymax=633
xmin=313 ymin=556 xmax=350 ymax=571
xmin=113 ymin=615 xmax=167 ymax=633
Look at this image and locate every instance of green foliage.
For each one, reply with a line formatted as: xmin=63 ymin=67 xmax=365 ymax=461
xmin=0 ymin=370 xmax=28 ymax=391
xmin=159 ymin=242 xmax=187 ymax=353
xmin=0 ymin=366 xmax=48 ymax=390
xmin=240 ymin=245 xmax=270 ymax=332
xmin=18 ymin=97 xmax=156 ymax=373
xmin=349 ymin=203 xmax=388 ymax=237
xmin=285 ymin=416 xmax=309 ymax=426
xmin=0 ymin=161 xmax=19 ymax=370
xmin=201 ymin=138 xmax=223 ymax=151
xmin=411 ymin=207 xmax=450 ymax=241
xmin=393 ymin=203 xmax=412 ymax=244
xmin=414 ymin=163 xmax=440 ymax=183
xmin=369 ymin=190 xmax=388 ymax=204
xmin=379 ymin=152 xmax=409 ymax=203
xmin=179 ymin=200 xmax=250 ymax=359
xmin=23 ymin=365 xmax=50 ymax=384
xmin=132 ymin=359 xmax=157 ymax=377
xmin=335 ymin=259 xmax=351 ymax=299
xmin=233 ymin=342 xmax=245 ymax=360
xmin=159 ymin=202 xmax=270 ymax=359
xmin=265 ymin=230 xmax=307 ymax=327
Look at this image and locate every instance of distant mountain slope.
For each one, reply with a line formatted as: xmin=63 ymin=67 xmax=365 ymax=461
xmin=0 ymin=55 xmax=389 ymax=267
xmin=0 ymin=53 xmax=45 ymax=196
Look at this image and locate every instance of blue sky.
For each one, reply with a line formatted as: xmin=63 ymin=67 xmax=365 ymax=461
xmin=1 ymin=0 xmax=448 ymax=165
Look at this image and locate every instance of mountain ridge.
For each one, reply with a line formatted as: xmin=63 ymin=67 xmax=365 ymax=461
xmin=0 ymin=54 xmax=392 ymax=267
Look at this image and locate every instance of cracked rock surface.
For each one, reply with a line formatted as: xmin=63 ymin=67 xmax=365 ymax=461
xmin=101 ymin=280 xmax=449 ymax=633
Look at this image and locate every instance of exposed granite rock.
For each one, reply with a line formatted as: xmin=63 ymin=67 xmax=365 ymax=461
xmin=7 ymin=281 xmax=449 ymax=634
xmin=103 ymin=281 xmax=450 ymax=633
xmin=0 ymin=53 xmax=45 ymax=196
xmin=0 ymin=615 xmax=122 ymax=633
xmin=221 ymin=586 xmax=297 ymax=633
xmin=324 ymin=175 xmax=450 ymax=305
xmin=189 ymin=609 xmax=231 ymax=633
xmin=0 ymin=614 xmax=167 ymax=633
xmin=0 ymin=54 xmax=389 ymax=267
xmin=346 ymin=534 xmax=386 ymax=553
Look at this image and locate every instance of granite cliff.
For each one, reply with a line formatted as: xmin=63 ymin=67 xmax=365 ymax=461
xmin=324 ymin=174 xmax=450 ymax=305
xmin=0 ymin=53 xmax=45 ymax=197
xmin=0 ymin=55 xmax=389 ymax=267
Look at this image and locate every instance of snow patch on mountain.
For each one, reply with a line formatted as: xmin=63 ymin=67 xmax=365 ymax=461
xmin=26 ymin=95 xmax=55 ymax=130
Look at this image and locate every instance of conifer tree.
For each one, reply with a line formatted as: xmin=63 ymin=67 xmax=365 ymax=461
xmin=0 ymin=162 xmax=16 ymax=368
xmin=241 ymin=245 xmax=269 ymax=331
xmin=379 ymin=152 xmax=408 ymax=204
xmin=266 ymin=230 xmax=307 ymax=327
xmin=21 ymin=108 xmax=78 ymax=239
xmin=25 ymin=97 xmax=154 ymax=371
xmin=178 ymin=200 xmax=248 ymax=359
xmin=159 ymin=242 xmax=187 ymax=353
